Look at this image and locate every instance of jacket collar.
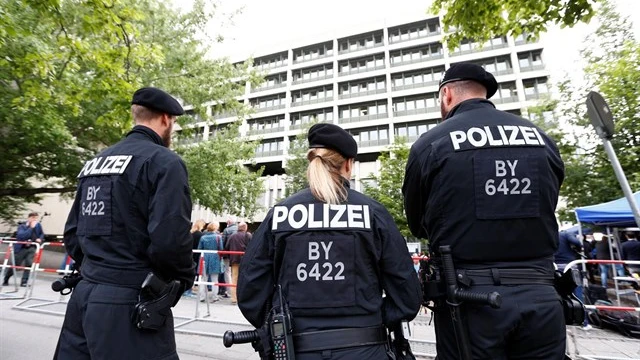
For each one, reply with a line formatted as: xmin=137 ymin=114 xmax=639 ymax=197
xmin=126 ymin=125 xmax=165 ymax=146
xmin=445 ymin=98 xmax=496 ymax=120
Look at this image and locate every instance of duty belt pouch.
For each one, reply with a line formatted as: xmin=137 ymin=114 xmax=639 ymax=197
xmin=554 ymin=269 xmax=586 ymax=326
xmin=133 ymin=273 xmax=180 ymax=331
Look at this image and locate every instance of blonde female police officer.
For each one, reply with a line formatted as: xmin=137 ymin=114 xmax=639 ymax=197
xmin=238 ymin=123 xmax=421 ymax=360
xmin=403 ymin=63 xmax=565 ymax=359
xmin=56 ymin=87 xmax=195 ymax=359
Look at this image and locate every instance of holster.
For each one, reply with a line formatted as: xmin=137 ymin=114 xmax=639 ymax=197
xmin=418 ymin=258 xmax=445 ymax=304
xmin=133 ymin=273 xmax=181 ymax=331
xmin=251 ymin=325 xmax=273 ymax=360
xmin=554 ymin=269 xmax=586 ymax=326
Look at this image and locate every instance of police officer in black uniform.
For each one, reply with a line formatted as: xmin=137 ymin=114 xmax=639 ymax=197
xmin=402 ymin=63 xmax=566 ymax=359
xmin=56 ymin=87 xmax=195 ymax=359
xmin=237 ymin=123 xmax=421 ymax=360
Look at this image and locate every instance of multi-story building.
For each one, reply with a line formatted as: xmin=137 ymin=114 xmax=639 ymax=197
xmin=190 ymin=15 xmax=550 ymax=223
xmin=0 ymin=16 xmax=551 ymax=236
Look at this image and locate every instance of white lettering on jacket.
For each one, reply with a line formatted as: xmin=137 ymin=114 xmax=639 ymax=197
xmin=449 ymin=126 xmax=545 ymax=150
xmin=272 ymin=204 xmax=371 ymax=230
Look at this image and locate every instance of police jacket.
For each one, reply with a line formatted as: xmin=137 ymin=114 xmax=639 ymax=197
xmin=403 ymin=99 xmax=564 ymax=267
xmin=63 ymin=125 xmax=195 ymax=289
xmin=554 ymin=231 xmax=583 ymax=265
xmin=237 ymin=183 xmax=421 ymax=333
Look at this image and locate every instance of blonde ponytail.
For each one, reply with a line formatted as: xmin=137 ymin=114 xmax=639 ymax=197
xmin=306 ymin=148 xmax=348 ymax=204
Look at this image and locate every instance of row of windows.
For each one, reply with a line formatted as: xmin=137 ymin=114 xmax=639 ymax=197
xmin=518 ymin=50 xmax=544 ymax=70
xmin=470 ymin=56 xmax=512 ymax=76
xmin=453 ymin=36 xmax=508 ymax=54
xmin=338 ymin=101 xmax=388 ymax=124
xmin=250 ymin=26 xmax=540 ymax=72
xmin=339 ymin=53 xmax=385 ymax=75
xmin=338 ymin=31 xmax=384 ymax=53
xmin=256 ymin=139 xmax=284 ymax=156
xmin=238 ymin=78 xmax=547 ymax=118
xmin=339 ymin=76 xmax=386 ymax=98
xmin=248 ymin=116 xmax=285 ymax=134
xmin=391 ymin=66 xmax=444 ymax=90
xmin=254 ymin=52 xmax=288 ymax=71
xmin=390 ymin=43 xmax=444 ymax=66
xmin=388 ymin=20 xmax=440 ymax=44
xmin=290 ymin=108 xmax=334 ymax=129
xmin=293 ymin=42 xmax=334 ymax=63
xmin=292 ymin=85 xmax=334 ymax=105
xmin=523 ymin=77 xmax=549 ymax=99
xmin=350 ymin=126 xmax=390 ymax=147
xmin=392 ymin=93 xmax=439 ymax=115
xmin=253 ymin=72 xmax=287 ymax=92
xmin=292 ymin=64 xmax=333 ymax=83
xmin=395 ymin=120 xmax=439 ymax=140
xmin=251 ymin=94 xmax=287 ymax=111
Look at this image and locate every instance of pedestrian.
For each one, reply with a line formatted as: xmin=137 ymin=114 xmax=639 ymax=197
xmin=403 ymin=63 xmax=566 ymax=359
xmin=198 ymin=222 xmax=222 ymax=303
xmin=184 ymin=219 xmax=205 ymax=298
xmin=238 ymin=123 xmax=421 ymax=359
xmin=3 ymin=212 xmax=44 ymax=287
xmin=55 ymin=87 xmax=195 ymax=359
xmin=226 ymin=222 xmax=251 ymax=305
xmin=220 ymin=217 xmax=238 ymax=298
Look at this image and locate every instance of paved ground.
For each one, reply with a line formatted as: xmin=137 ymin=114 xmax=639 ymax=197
xmin=1 ymin=249 xmax=639 ymax=359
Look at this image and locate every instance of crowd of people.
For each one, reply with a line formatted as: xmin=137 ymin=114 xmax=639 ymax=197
xmin=183 ymin=216 xmax=252 ymax=306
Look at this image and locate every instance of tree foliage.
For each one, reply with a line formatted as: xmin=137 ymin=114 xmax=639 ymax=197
xmin=0 ymin=0 xmax=259 ymax=222
xmin=430 ymin=0 xmax=597 ymax=48
xmin=363 ymin=139 xmax=412 ymax=239
xmin=543 ymin=1 xmax=640 ymax=220
xmin=177 ymin=123 xmax=264 ymax=220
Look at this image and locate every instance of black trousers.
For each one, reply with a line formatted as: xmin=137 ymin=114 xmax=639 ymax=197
xmin=3 ymin=246 xmax=36 ymax=285
xmin=55 ymin=280 xmax=179 ymax=360
xmin=434 ymin=284 xmax=566 ymax=360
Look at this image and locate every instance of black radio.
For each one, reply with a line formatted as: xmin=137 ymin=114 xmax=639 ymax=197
xmin=271 ymin=285 xmax=295 ymax=360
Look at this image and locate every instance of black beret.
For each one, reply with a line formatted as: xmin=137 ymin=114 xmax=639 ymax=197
xmin=131 ymin=87 xmax=185 ymax=116
xmin=308 ymin=123 xmax=358 ymax=159
xmin=439 ymin=62 xmax=498 ymax=99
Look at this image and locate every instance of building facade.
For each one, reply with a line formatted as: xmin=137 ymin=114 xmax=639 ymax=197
xmin=189 ymin=15 xmax=550 ymax=223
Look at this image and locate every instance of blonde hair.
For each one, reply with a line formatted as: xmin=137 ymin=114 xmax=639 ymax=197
xmin=206 ymin=222 xmax=219 ymax=232
xmin=306 ymin=148 xmax=349 ymax=205
xmin=191 ymin=219 xmax=206 ymax=233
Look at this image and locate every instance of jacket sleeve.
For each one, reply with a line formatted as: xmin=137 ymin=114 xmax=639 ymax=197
xmin=376 ymin=207 xmax=422 ymax=326
xmin=237 ymin=210 xmax=275 ymax=328
xmin=147 ymin=157 xmax=196 ymax=288
xmin=35 ymin=223 xmax=45 ymax=240
xmin=402 ymin=141 xmax=433 ymax=239
xmin=63 ymin=185 xmax=84 ymax=266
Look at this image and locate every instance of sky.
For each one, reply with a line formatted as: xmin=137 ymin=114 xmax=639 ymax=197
xmin=186 ymin=0 xmax=640 ymax=86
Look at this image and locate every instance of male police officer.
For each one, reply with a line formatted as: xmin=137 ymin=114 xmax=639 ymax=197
xmin=402 ymin=63 xmax=566 ymax=359
xmin=56 ymin=87 xmax=195 ymax=359
xmin=238 ymin=123 xmax=421 ymax=359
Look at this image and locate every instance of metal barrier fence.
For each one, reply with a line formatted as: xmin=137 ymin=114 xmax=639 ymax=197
xmin=0 ymin=238 xmax=41 ymax=300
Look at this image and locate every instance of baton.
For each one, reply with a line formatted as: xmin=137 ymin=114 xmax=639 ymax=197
xmin=440 ymin=245 xmax=501 ymax=360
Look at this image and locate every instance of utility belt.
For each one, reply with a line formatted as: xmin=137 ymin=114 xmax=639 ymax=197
xmin=293 ymin=326 xmax=387 ymax=353
xmin=455 ymin=268 xmax=555 ymax=287
xmin=421 ymin=265 xmax=555 ymax=301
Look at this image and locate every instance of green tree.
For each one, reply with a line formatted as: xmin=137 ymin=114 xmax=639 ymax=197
xmin=283 ymin=119 xmax=320 ymax=197
xmin=177 ymin=123 xmax=264 ymax=220
xmin=362 ymin=139 xmax=412 ymax=239
xmin=430 ymin=0 xmax=597 ymax=48
xmin=540 ymin=1 xmax=640 ymax=220
xmin=0 ymin=0 xmax=259 ymax=222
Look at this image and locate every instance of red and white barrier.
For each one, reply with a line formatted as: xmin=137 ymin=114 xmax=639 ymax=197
xmin=0 ymin=238 xmax=42 ymax=299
